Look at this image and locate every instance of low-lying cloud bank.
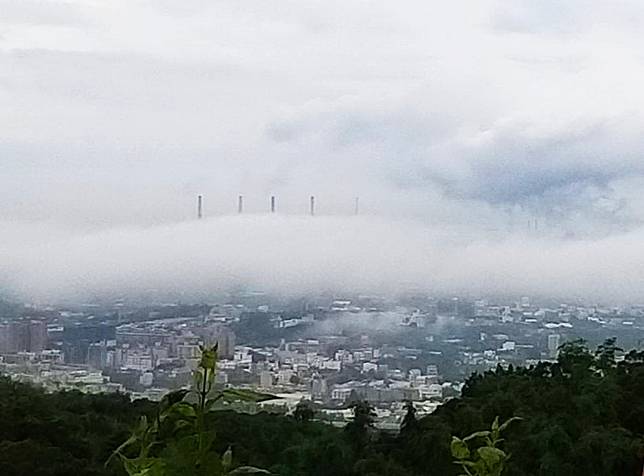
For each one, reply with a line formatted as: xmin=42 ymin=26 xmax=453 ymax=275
xmin=1 ymin=215 xmax=643 ymax=304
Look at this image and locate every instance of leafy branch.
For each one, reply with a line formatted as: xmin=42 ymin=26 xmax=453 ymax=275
xmin=451 ymin=416 xmax=522 ymax=476
xmin=107 ymin=344 xmax=275 ymax=476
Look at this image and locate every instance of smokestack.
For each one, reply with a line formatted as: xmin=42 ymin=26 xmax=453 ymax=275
xmin=238 ymin=195 xmax=243 ymax=214
xmin=354 ymin=196 xmax=360 ymax=216
xmin=270 ymin=195 xmax=276 ymax=213
xmin=310 ymin=195 xmax=315 ymax=216
xmin=197 ymin=195 xmax=203 ymax=219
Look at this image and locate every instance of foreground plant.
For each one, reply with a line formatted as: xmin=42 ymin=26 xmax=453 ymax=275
xmin=451 ymin=416 xmax=521 ymax=476
xmin=108 ymin=344 xmax=274 ymax=476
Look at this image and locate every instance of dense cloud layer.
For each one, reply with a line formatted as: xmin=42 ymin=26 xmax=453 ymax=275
xmin=1 ymin=1 xmax=644 ymax=302
xmin=1 ymin=215 xmax=644 ymax=304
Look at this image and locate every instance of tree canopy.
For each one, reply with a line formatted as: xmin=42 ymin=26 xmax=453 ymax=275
xmin=0 ymin=339 xmax=642 ymax=475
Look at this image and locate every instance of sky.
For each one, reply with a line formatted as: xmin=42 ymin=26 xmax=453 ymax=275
xmin=2 ymin=0 xmax=644 ymax=303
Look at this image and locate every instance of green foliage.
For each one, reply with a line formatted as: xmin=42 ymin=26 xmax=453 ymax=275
xmin=400 ymin=400 xmax=418 ymax=435
xmin=0 ymin=376 xmax=350 ymax=476
xmin=451 ymin=416 xmax=521 ymax=476
xmin=347 ymin=400 xmax=376 ymax=430
xmin=293 ymin=400 xmax=316 ymax=423
xmin=1 ymin=339 xmax=644 ymax=476
xmin=0 ymin=376 xmax=155 ymax=476
xmin=451 ymin=339 xmax=644 ymax=476
xmin=109 ymin=344 xmax=275 ymax=476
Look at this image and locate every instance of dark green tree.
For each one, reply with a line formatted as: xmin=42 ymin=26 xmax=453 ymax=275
xmin=293 ymin=400 xmax=316 ymax=423
xmin=345 ymin=400 xmax=376 ymax=459
xmin=400 ymin=400 xmax=418 ymax=436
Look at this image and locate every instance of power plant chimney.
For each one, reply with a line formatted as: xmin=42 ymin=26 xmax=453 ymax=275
xmin=270 ymin=195 xmax=276 ymax=213
xmin=238 ymin=195 xmax=243 ymax=214
xmin=310 ymin=195 xmax=315 ymax=216
xmin=197 ymin=195 xmax=203 ymax=219
xmin=354 ymin=196 xmax=360 ymax=215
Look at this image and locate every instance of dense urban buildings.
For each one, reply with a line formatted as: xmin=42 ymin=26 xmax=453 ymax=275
xmin=0 ymin=293 xmax=641 ymax=427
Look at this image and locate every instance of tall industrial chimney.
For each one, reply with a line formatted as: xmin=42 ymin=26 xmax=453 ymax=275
xmin=238 ymin=195 xmax=243 ymax=214
xmin=354 ymin=196 xmax=360 ymax=215
xmin=197 ymin=195 xmax=203 ymax=219
xmin=270 ymin=195 xmax=276 ymax=213
xmin=310 ymin=195 xmax=315 ymax=216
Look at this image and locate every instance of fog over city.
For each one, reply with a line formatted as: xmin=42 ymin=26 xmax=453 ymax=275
xmin=2 ymin=215 xmax=644 ymax=303
xmin=3 ymin=0 xmax=644 ymax=302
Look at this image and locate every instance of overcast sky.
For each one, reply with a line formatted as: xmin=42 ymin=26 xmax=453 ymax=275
xmin=2 ymin=1 xmax=644 ymax=303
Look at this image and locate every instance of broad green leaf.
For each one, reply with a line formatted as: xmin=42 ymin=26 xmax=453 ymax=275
xmin=160 ymin=389 xmax=189 ymax=409
xmin=450 ymin=436 xmax=470 ymax=460
xmin=477 ymin=446 xmax=506 ymax=468
xmin=168 ymin=402 xmax=196 ymax=418
xmin=119 ymin=456 xmax=165 ymax=476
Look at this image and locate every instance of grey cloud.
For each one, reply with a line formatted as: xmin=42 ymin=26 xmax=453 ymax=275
xmin=0 ymin=0 xmax=90 ymax=26
xmin=491 ymin=1 xmax=579 ymax=35
xmin=463 ymin=122 xmax=637 ymax=201
xmin=2 ymin=1 xmax=644 ymax=302
xmin=261 ymin=95 xmax=644 ymax=232
xmin=2 ymin=216 xmax=644 ymax=304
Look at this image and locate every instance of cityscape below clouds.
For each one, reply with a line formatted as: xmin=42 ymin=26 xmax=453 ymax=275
xmin=1 ymin=3 xmax=644 ymax=475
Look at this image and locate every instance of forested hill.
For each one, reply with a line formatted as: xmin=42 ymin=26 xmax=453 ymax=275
xmin=0 ymin=339 xmax=643 ymax=476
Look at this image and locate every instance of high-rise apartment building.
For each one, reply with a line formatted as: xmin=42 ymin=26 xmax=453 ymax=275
xmin=0 ymin=319 xmax=48 ymax=354
xmin=547 ymin=334 xmax=561 ymax=359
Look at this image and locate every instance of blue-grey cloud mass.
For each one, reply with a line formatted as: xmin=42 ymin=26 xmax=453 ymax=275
xmin=1 ymin=0 xmax=644 ymax=302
